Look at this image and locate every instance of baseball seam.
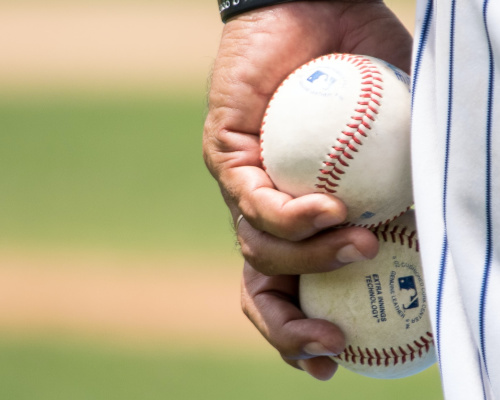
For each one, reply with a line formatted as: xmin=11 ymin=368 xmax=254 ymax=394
xmin=315 ymin=54 xmax=383 ymax=196
xmin=335 ymin=332 xmax=434 ymax=367
xmin=334 ymin=216 xmax=431 ymax=368
xmin=371 ymin=218 xmax=420 ymax=252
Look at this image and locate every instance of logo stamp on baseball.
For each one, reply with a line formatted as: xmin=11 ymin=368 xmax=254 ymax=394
xmin=260 ymin=53 xmax=413 ymax=228
xmin=299 ymin=210 xmax=436 ymax=379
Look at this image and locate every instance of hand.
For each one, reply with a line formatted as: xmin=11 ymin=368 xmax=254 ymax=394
xmin=205 ymin=0 xmax=413 ymax=380
xmin=204 ymin=0 xmax=412 ymax=275
xmin=242 ymin=261 xmax=344 ymax=380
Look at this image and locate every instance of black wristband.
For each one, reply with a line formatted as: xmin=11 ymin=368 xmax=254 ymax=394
xmin=218 ymin=0 xmax=296 ymax=23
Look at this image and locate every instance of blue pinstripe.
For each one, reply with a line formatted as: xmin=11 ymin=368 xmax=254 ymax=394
xmin=435 ymin=0 xmax=457 ymax=378
xmin=479 ymin=0 xmax=494 ymax=380
xmin=411 ymin=0 xmax=434 ymax=111
xmin=436 ymin=239 xmax=448 ymax=370
xmin=478 ymin=350 xmax=488 ymax=400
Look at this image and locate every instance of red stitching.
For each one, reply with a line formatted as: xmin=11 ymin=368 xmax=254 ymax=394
xmin=336 ymin=332 xmax=434 ymax=366
xmin=370 ymin=213 xmax=418 ymax=250
xmin=333 ymin=166 xmax=345 ymax=175
xmin=356 ymin=128 xmax=367 ymax=138
xmin=338 ymin=157 xmax=349 ymax=167
xmin=317 ymin=176 xmax=338 ymax=187
xmin=319 ymin=169 xmax=341 ymax=180
xmin=313 ymin=54 xmax=384 ymax=196
xmin=317 ymin=186 xmax=336 ymax=193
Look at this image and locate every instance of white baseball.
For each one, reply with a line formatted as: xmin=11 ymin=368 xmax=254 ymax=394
xmin=260 ymin=53 xmax=413 ymax=227
xmin=299 ymin=210 xmax=436 ymax=379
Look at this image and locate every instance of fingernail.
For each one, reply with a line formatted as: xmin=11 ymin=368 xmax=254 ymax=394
xmin=297 ymin=359 xmax=312 ymax=375
xmin=336 ymin=244 xmax=368 ymax=263
xmin=314 ymin=211 xmax=343 ymax=229
xmin=304 ymin=342 xmax=338 ymax=356
xmin=298 ymin=358 xmax=337 ymax=381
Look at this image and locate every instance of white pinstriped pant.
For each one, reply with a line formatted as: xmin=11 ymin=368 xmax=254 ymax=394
xmin=412 ymin=0 xmax=500 ymax=398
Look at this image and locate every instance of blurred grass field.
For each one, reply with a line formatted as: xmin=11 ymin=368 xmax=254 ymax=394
xmin=0 ymin=0 xmax=445 ymax=399
xmin=0 ymin=95 xmax=234 ymax=254
xmin=0 ymin=338 xmax=443 ymax=400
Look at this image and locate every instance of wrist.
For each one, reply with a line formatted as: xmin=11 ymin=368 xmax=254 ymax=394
xmin=218 ymin=0 xmax=382 ymax=23
xmin=219 ymin=0 xmax=295 ymax=23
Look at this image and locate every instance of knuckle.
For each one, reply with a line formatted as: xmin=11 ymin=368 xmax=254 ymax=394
xmin=243 ymin=251 xmax=280 ymax=276
xmin=239 ymin=245 xmax=267 ymax=274
xmin=238 ymin=238 xmax=253 ymax=261
xmin=240 ymin=295 xmax=251 ymax=320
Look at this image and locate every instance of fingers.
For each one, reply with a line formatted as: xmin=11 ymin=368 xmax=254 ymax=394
xmin=238 ymin=219 xmax=379 ymax=276
xmin=295 ymin=357 xmax=338 ymax=381
xmin=246 ymin=191 xmax=346 ymax=240
xmin=241 ymin=263 xmax=344 ymax=380
xmin=205 ymin=127 xmax=349 ymax=241
xmin=232 ymin=168 xmax=349 ymax=241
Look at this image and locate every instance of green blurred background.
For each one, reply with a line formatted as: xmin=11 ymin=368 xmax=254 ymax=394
xmin=0 ymin=0 xmax=444 ymax=398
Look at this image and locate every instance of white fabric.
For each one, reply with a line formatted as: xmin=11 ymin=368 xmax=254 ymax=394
xmin=412 ymin=0 xmax=500 ymax=397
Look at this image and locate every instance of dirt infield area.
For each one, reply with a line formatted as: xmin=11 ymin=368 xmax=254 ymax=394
xmin=0 ymin=2 xmax=223 ymax=93
xmin=0 ymin=249 xmax=268 ymax=351
xmin=0 ymin=1 xmax=415 ymax=93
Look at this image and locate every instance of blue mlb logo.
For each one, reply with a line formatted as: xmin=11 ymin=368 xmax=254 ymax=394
xmin=398 ymin=276 xmax=419 ymax=310
xmin=306 ymin=70 xmax=336 ymax=91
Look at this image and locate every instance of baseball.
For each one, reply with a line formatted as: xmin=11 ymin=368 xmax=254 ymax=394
xmin=299 ymin=210 xmax=436 ymax=379
xmin=260 ymin=53 xmax=413 ymax=227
